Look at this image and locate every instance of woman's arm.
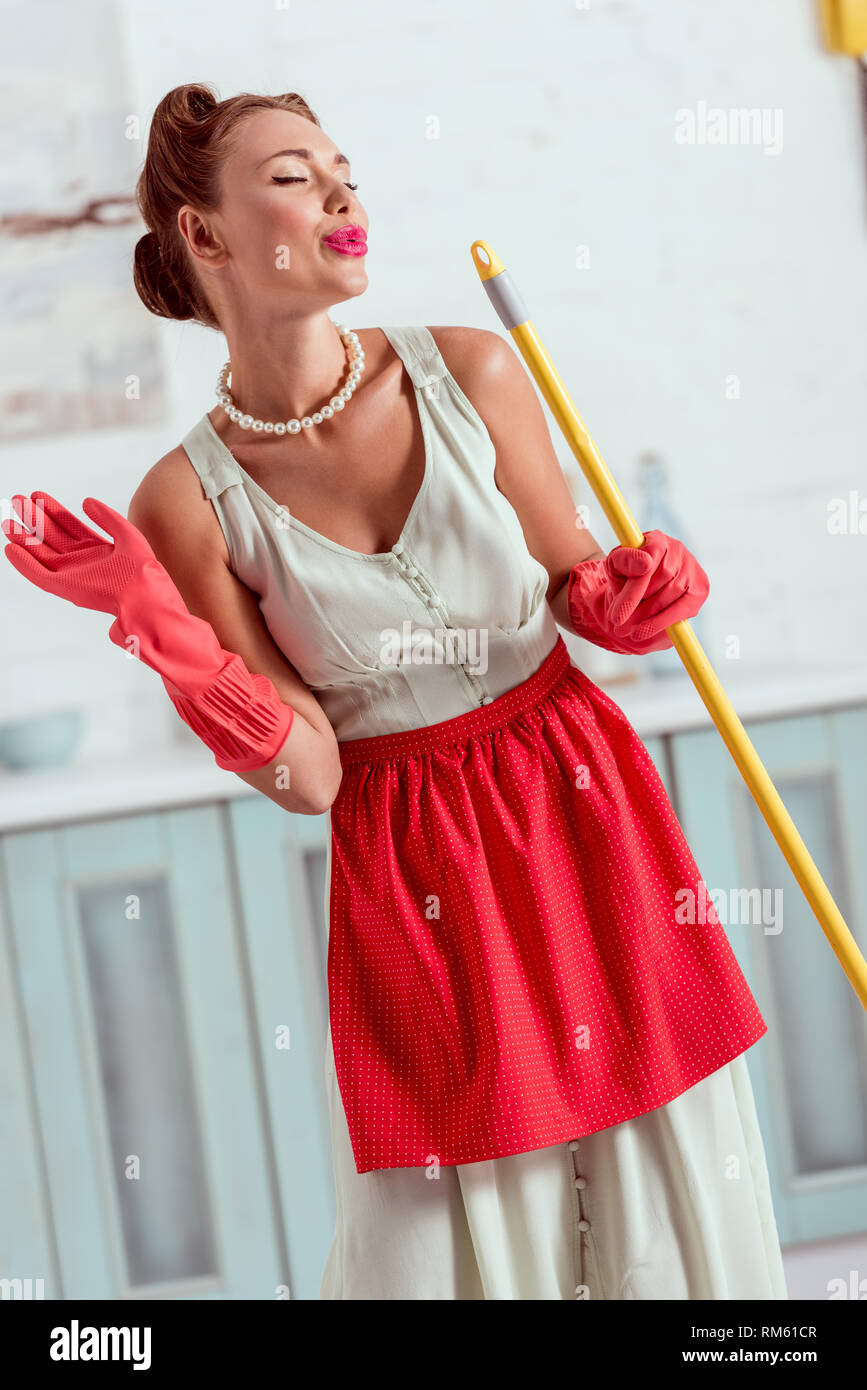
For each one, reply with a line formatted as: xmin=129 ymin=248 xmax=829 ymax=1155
xmin=127 ymin=448 xmax=342 ymax=815
xmin=426 ymin=326 xmax=606 ymax=630
xmin=428 ymin=327 xmax=708 ymax=651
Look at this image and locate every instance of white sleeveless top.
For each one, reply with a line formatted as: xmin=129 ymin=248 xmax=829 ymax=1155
xmin=179 ymin=325 xmax=560 ymax=742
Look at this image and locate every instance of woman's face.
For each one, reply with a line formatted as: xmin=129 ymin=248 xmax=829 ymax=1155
xmin=188 ymin=107 xmax=369 ymax=316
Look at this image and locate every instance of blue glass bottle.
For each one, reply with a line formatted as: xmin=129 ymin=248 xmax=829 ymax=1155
xmin=637 ymin=451 xmax=708 ymax=679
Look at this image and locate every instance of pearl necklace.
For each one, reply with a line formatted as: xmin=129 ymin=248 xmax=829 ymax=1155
xmin=215 ymin=322 xmax=365 ymax=434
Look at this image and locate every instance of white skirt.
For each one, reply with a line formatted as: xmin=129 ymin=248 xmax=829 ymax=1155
xmin=319 ymin=1030 xmax=788 ymax=1301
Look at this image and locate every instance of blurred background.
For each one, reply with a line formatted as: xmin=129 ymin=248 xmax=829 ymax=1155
xmin=1 ymin=0 xmax=866 ymax=1300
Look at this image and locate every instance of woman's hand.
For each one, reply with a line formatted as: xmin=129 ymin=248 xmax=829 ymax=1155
xmin=2 ymin=488 xmax=222 ymax=688
xmin=3 ymin=488 xmax=299 ymax=775
xmin=603 ymin=530 xmax=709 ymax=642
xmin=567 ymin=530 xmax=709 ymax=654
xmin=2 ymin=491 xmax=157 ymax=615
xmin=4 ymin=489 xmax=237 ymax=692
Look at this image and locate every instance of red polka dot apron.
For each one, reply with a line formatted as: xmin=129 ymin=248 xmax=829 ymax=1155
xmin=328 ymin=634 xmax=766 ymax=1174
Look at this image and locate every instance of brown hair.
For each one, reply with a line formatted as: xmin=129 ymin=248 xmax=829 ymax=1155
xmin=132 ymin=83 xmax=321 ymax=331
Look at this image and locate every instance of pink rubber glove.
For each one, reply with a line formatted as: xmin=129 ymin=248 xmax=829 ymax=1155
xmin=566 ymin=529 xmax=709 ymax=655
xmin=2 ymin=492 xmax=294 ymax=771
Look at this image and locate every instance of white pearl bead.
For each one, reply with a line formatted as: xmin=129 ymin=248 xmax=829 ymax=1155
xmin=312 ymin=412 xmax=323 ymax=424
xmin=339 ymin=389 xmax=350 ymax=401
xmin=274 ymin=422 xmax=286 ymax=434
xmin=264 ymin=422 xmax=274 ymax=433
xmin=288 ymin=420 xmax=301 ymax=434
xmin=333 ymin=398 xmax=345 ymax=410
xmin=239 ymin=413 xmax=253 ymax=430
xmin=322 ymin=405 xmax=334 ymax=419
xmin=252 ymin=419 xmax=264 ymax=432
xmin=301 ymin=416 xmax=313 ymax=429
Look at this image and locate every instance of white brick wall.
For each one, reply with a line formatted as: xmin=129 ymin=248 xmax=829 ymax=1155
xmin=2 ymin=0 xmax=865 ymax=758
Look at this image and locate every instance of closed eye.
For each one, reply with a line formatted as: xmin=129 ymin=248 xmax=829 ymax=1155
xmin=272 ymin=176 xmax=358 ymax=190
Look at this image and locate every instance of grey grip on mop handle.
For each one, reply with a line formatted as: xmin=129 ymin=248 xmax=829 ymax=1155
xmin=482 ymin=269 xmax=530 ymax=331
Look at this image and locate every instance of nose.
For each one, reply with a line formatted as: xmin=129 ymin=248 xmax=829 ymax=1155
xmin=326 ymin=173 xmax=358 ymax=212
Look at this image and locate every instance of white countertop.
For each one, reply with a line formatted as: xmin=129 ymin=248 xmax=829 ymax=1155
xmin=607 ymin=663 xmax=867 ymax=738
xmin=0 ymin=742 xmax=250 ymax=834
xmin=0 ymin=663 xmax=865 ymax=834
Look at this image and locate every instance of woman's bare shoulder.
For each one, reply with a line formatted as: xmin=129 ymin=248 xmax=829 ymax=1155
xmin=424 ymin=324 xmax=524 ymax=429
xmin=426 ymin=324 xmax=515 ymax=390
xmin=426 ymin=324 xmax=498 ymax=349
xmin=127 ymin=442 xmax=230 ymax=570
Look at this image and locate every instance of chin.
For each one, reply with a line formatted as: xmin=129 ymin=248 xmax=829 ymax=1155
xmin=332 ymin=269 xmax=368 ymax=300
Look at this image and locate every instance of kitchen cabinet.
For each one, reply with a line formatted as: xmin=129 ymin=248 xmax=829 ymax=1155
xmin=226 ymin=795 xmax=334 ymax=1299
xmin=0 ymin=804 xmax=329 ymax=1299
xmin=669 ymin=705 xmax=867 ymax=1245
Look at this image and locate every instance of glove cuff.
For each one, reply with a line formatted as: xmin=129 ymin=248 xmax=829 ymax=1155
xmin=107 ymin=557 xmax=295 ymax=769
xmin=164 ymin=652 xmax=295 ymax=771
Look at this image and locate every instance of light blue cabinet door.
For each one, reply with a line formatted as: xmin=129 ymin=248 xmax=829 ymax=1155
xmin=227 ymin=797 xmax=334 ymax=1301
xmin=670 ymin=707 xmax=867 ymax=1246
xmin=0 ymin=806 xmax=286 ymax=1299
xmin=0 ymin=873 xmax=55 ymax=1299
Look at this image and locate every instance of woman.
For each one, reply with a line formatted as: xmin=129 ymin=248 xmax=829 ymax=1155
xmin=3 ymin=83 xmax=787 ymax=1301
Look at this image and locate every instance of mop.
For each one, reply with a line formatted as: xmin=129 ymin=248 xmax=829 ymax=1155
xmin=471 ymin=239 xmax=867 ymax=1012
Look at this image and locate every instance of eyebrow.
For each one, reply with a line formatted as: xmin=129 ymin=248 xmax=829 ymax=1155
xmin=256 ymin=147 xmax=350 ymax=170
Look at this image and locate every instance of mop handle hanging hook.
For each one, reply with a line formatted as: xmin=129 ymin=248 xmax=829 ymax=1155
xmin=470 ymin=237 xmax=867 ymax=1013
xmin=471 ymin=241 xmax=529 ymax=330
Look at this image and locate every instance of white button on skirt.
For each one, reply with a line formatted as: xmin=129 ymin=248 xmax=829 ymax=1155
xmin=319 ymin=1032 xmax=788 ymax=1301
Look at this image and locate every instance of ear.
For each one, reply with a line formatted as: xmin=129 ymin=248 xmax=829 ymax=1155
xmin=177 ymin=205 xmax=229 ymax=271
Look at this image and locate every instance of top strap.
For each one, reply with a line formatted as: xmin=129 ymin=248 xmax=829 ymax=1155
xmin=381 ymin=325 xmax=449 ymax=398
xmin=180 ymin=414 xmax=242 ymax=501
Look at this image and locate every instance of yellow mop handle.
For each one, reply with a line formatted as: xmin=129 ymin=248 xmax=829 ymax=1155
xmin=471 ymin=239 xmax=867 ymax=1013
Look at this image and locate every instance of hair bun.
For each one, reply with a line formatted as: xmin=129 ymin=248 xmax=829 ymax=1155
xmin=185 ymin=84 xmax=217 ymax=121
xmin=133 ymin=227 xmax=194 ymax=322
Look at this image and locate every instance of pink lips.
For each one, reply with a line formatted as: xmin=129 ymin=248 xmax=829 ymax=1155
xmin=323 ymin=224 xmax=368 ymax=257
